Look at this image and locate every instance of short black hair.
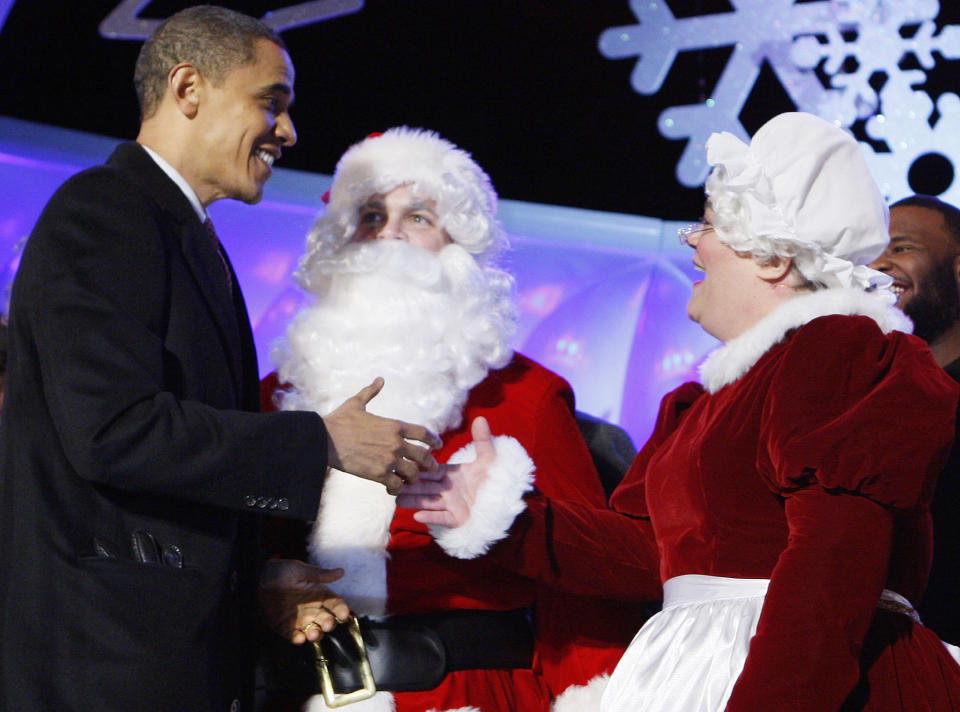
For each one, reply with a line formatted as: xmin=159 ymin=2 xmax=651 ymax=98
xmin=890 ymin=194 xmax=960 ymax=249
xmin=134 ymin=5 xmax=286 ymax=120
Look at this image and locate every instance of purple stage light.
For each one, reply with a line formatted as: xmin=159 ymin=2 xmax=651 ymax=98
xmin=0 ymin=116 xmax=718 ymax=447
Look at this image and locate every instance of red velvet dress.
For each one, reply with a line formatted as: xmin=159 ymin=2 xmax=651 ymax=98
xmin=489 ymin=313 xmax=960 ymax=710
xmin=262 ymin=353 xmax=642 ymax=711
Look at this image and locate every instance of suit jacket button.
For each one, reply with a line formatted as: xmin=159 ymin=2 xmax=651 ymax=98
xmin=267 ymin=498 xmax=278 ymax=510
xmin=278 ymin=498 xmax=290 ymax=511
xmin=229 ymin=699 xmax=239 ymax=712
xmin=256 ymin=497 xmax=268 ymax=509
xmin=244 ymin=496 xmax=256 ymax=508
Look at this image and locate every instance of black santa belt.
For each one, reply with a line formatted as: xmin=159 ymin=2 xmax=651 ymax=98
xmin=264 ymin=608 xmax=534 ymax=705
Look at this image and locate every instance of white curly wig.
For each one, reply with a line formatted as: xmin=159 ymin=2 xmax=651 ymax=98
xmin=296 ymin=127 xmax=505 ymax=293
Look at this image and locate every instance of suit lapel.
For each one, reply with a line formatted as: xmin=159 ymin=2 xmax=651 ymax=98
xmin=106 ymin=143 xmax=247 ymax=403
xmin=180 ymin=220 xmax=246 ymax=399
xmin=221 ymin=247 xmax=262 ymax=411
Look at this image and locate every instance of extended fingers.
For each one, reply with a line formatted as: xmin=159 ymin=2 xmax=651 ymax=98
xmin=323 ymin=598 xmax=350 ymax=623
xmin=470 ymin=417 xmax=496 ymax=462
xmin=292 ymin=598 xmax=348 ymax=644
xmin=401 ymin=422 xmax=443 ymax=451
xmin=367 ymin=429 xmax=438 ymax=491
xmin=352 ymin=377 xmax=385 ymax=407
xmin=398 ymin=479 xmax=449 ymax=497
xmin=412 ymin=509 xmax=459 ymax=527
xmin=396 ymin=491 xmax=445 ymax=510
xmin=392 ymin=456 xmax=421 ymax=486
xmin=403 ymin=443 xmax=439 ymax=474
xmin=383 ymin=472 xmax=405 ymax=496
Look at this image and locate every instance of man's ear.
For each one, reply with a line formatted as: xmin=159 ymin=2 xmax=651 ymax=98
xmin=168 ymin=63 xmax=202 ymax=119
xmin=756 ymin=255 xmax=794 ymax=284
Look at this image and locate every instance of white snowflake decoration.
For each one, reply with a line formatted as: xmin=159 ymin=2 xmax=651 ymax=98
xmin=601 ymin=0 xmax=960 ymax=205
xmin=789 ymin=0 xmax=957 ymax=123
xmin=862 ymin=91 xmax=960 ymax=202
xmin=99 ymin=0 xmax=364 ymax=39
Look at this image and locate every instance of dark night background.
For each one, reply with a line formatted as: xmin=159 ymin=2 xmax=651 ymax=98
xmin=2 ymin=1 xmax=960 ymax=220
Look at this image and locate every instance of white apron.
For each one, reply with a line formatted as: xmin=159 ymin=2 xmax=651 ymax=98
xmin=600 ymin=574 xmax=932 ymax=712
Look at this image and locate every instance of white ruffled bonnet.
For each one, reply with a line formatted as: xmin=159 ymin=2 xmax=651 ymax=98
xmin=705 ymin=112 xmax=892 ymax=294
xmin=296 ymin=127 xmax=505 ymax=291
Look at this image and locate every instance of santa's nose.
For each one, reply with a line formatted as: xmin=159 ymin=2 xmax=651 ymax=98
xmin=376 ymin=222 xmax=405 ymax=241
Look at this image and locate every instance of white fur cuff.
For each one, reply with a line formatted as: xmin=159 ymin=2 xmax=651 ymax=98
xmin=551 ymin=674 xmax=610 ymax=712
xmin=429 ymin=435 xmax=535 ymax=559
xmin=306 ymin=690 xmax=395 ymax=711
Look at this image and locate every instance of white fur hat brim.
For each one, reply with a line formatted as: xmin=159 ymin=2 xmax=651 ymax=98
xmin=301 ymin=127 xmax=505 ymax=274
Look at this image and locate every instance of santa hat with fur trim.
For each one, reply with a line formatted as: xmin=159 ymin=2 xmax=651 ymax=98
xmin=296 ymin=127 xmax=505 ymax=292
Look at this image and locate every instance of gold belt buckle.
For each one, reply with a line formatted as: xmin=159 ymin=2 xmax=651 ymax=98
xmin=314 ymin=614 xmax=377 ymax=707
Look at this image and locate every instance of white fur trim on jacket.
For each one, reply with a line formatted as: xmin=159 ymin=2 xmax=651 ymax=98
xmin=306 ymin=690 xmax=395 ymax=712
xmin=306 ymin=691 xmax=485 ymax=712
xmin=699 ymin=287 xmax=912 ymax=393
xmin=308 ymin=469 xmax=395 ymax=618
xmin=306 ymin=691 xmax=484 ymax=712
xmin=430 ymin=435 xmax=535 ymax=559
xmin=551 ymin=674 xmax=610 ymax=712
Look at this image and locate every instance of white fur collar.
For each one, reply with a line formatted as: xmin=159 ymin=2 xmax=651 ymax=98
xmin=698 ymin=288 xmax=912 ymax=393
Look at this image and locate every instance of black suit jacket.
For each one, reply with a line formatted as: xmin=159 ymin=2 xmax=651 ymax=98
xmin=919 ymin=357 xmax=960 ymax=645
xmin=0 ymin=143 xmax=328 ymax=712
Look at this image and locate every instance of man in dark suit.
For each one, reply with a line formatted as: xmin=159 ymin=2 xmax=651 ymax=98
xmin=870 ymin=194 xmax=960 ymax=645
xmin=0 ymin=7 xmax=439 ymax=712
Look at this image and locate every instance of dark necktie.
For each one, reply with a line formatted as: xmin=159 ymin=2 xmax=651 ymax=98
xmin=204 ymin=217 xmax=233 ymax=296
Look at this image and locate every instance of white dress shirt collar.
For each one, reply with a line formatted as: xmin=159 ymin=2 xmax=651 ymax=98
xmin=138 ymin=143 xmax=207 ymax=224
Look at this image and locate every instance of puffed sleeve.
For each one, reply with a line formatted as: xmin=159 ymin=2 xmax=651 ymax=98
xmin=758 ymin=315 xmax=955 ymax=508
xmin=727 ymin=315 xmax=959 ymax=711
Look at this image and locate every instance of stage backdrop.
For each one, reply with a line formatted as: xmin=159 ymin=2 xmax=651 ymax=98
xmin=0 ymin=116 xmax=717 ymax=448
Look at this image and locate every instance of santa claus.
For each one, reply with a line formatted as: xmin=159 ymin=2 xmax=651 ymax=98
xmin=262 ymin=128 xmax=643 ymax=712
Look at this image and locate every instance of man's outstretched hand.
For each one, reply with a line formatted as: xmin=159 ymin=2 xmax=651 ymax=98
xmin=396 ymin=416 xmax=495 ymax=527
xmin=324 ymin=377 xmax=442 ymax=495
xmin=259 ymin=558 xmax=351 ymax=645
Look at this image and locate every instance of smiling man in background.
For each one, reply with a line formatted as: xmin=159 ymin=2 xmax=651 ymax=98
xmin=870 ymin=194 xmax=960 ymax=645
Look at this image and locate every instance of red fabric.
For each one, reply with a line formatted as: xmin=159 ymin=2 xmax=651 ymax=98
xmin=485 ymin=383 xmax=703 ymax=602
xmin=492 ymin=315 xmax=960 ymax=710
xmin=655 ymin=316 xmax=960 ymax=710
xmin=262 ymin=354 xmax=639 ymax=710
xmin=713 ymin=316 xmax=960 ymax=710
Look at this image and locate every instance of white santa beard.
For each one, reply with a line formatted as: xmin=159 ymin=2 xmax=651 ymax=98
xmin=271 ymin=240 xmax=516 ymax=617
xmin=274 ymin=240 xmax=515 ymax=433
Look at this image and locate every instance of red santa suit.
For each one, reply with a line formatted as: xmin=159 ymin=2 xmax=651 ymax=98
xmin=262 ymin=125 xmax=643 ymax=711
xmin=262 ymin=352 xmax=642 ymax=712
xmin=432 ymin=289 xmax=960 ymax=711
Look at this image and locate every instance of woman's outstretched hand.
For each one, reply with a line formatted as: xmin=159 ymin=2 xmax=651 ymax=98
xmin=395 ymin=416 xmax=496 ymax=528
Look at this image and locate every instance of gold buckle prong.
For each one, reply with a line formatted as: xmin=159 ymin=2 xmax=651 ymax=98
xmin=314 ymin=614 xmax=377 ymax=707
